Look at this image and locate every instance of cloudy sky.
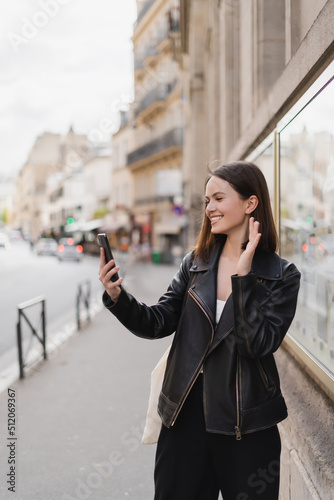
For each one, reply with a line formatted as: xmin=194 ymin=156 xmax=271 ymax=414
xmin=0 ymin=0 xmax=137 ymax=178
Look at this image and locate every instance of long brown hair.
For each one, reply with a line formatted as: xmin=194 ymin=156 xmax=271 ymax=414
xmin=194 ymin=161 xmax=278 ymax=262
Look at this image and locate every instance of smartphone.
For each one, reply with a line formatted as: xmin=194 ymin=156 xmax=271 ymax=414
xmin=97 ymin=233 xmax=120 ymax=282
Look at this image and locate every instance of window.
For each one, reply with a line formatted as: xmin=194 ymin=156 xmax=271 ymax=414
xmin=246 ymin=62 xmax=334 ymax=395
xmin=279 ymin=70 xmax=334 ymax=383
xmin=246 ymin=132 xmax=275 ymax=216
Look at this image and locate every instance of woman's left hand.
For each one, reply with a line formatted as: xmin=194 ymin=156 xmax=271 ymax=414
xmin=237 ymin=217 xmax=262 ymax=276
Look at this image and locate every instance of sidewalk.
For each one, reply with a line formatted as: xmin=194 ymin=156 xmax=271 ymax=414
xmin=0 ymin=261 xmax=178 ymax=500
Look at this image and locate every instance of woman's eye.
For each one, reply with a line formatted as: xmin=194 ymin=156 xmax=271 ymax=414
xmin=216 ymin=198 xmax=223 ymax=202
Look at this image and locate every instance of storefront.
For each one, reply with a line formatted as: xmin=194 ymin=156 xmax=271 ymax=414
xmin=247 ymin=61 xmax=334 ymax=398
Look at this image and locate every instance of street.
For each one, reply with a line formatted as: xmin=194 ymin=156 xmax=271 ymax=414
xmin=0 ymin=256 xmax=178 ymax=500
xmin=0 ymin=241 xmax=103 ymax=366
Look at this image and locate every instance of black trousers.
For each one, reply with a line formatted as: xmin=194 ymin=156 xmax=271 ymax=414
xmin=154 ymin=375 xmax=281 ymax=500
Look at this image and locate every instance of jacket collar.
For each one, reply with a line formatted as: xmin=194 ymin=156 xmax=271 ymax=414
xmin=188 ymin=239 xmax=283 ymax=348
xmin=251 ymin=249 xmax=282 ymax=280
xmin=191 ymin=236 xmax=282 ymax=281
xmin=190 ymin=237 xmax=225 ymax=273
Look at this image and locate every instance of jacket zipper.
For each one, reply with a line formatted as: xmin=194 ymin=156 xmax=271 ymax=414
xmin=235 ymin=354 xmax=242 ymax=440
xmin=257 ymin=359 xmax=274 ymax=391
xmin=238 ymin=278 xmax=251 ymax=356
xmin=170 ymin=289 xmax=214 ymax=426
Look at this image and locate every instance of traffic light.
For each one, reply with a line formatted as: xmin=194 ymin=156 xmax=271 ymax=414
xmin=67 ymin=216 xmax=74 ymax=225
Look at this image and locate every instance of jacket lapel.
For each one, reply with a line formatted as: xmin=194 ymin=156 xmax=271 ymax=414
xmin=208 ymin=250 xmax=282 ymax=354
xmin=188 ymin=240 xmax=223 ymax=326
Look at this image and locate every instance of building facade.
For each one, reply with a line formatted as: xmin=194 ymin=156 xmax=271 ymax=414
xmin=13 ymin=132 xmax=62 ymax=241
xmin=106 ymin=110 xmax=134 ymax=249
xmin=180 ymin=0 xmax=334 ymax=498
xmin=125 ymin=0 xmax=185 ymax=262
xmin=13 ymin=128 xmax=108 ymax=242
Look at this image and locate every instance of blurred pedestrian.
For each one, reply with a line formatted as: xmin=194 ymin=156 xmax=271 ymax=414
xmin=99 ymin=161 xmax=301 ymax=500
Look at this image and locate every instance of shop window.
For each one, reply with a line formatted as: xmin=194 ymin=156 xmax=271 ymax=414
xmin=246 ymin=132 xmax=275 ymax=215
xmin=279 ymin=69 xmax=334 ymax=385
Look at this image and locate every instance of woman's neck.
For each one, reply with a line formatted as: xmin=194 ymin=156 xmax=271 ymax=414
xmin=222 ymin=236 xmax=245 ymax=259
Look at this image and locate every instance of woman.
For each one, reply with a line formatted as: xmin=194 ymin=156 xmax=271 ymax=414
xmin=99 ymin=161 xmax=301 ymax=500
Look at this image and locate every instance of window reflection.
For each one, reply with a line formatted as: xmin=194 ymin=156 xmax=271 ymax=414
xmin=247 ymin=133 xmax=275 ymax=211
xmin=280 ymin=77 xmax=334 ymax=376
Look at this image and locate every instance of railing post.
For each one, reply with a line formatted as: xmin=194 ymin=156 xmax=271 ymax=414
xmin=16 ymin=295 xmax=46 ymax=379
xmin=17 ymin=312 xmax=24 ymax=379
xmin=76 ymin=280 xmax=91 ymax=330
xmin=86 ymin=283 xmax=91 ymax=323
xmin=77 ymin=285 xmax=82 ymax=330
xmin=42 ymin=300 xmax=47 ymax=360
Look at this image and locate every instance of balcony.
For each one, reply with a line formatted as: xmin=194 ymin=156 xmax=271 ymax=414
xmin=135 ymin=80 xmax=178 ymax=119
xmin=134 ymin=57 xmax=144 ymax=71
xmin=143 ymin=45 xmax=159 ymax=66
xmin=136 ymin=0 xmax=156 ymax=25
xmin=127 ymin=128 xmax=183 ymax=167
xmin=134 ymin=56 xmax=145 ymax=78
xmin=134 ymin=195 xmax=173 ymax=206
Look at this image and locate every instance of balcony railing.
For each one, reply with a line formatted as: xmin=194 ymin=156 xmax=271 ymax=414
xmin=127 ymin=127 xmax=183 ymax=166
xmin=135 ymin=80 xmax=178 ymax=117
xmin=136 ymin=0 xmax=156 ymax=25
xmin=134 ymin=57 xmax=145 ymax=71
xmin=135 ymin=195 xmax=173 ymax=206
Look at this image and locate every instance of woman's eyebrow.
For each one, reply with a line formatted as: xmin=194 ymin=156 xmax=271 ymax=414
xmin=205 ymin=191 xmax=226 ymax=199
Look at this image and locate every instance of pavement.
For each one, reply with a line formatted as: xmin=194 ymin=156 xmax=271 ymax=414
xmin=0 ymin=260 xmax=179 ymax=500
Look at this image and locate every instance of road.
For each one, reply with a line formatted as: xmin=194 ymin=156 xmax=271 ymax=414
xmin=0 ymin=253 xmax=179 ymax=500
xmin=0 ymin=241 xmax=103 ymax=363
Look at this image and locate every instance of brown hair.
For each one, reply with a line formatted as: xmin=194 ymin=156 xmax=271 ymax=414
xmin=194 ymin=161 xmax=278 ymax=262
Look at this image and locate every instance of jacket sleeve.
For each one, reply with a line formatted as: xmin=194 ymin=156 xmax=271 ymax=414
xmin=102 ymin=252 xmax=193 ymax=339
xmin=231 ymin=262 xmax=301 ymax=358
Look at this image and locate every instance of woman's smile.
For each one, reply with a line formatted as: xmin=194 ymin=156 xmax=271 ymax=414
xmin=210 ymin=215 xmax=224 ymax=225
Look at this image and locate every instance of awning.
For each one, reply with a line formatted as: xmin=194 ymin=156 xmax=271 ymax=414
xmin=99 ymin=212 xmax=131 ymax=233
xmin=155 ymin=215 xmax=188 ymax=235
xmin=64 ymin=219 xmax=104 ymax=233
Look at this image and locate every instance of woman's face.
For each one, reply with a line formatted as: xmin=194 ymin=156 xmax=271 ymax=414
xmin=205 ymin=176 xmax=250 ymax=238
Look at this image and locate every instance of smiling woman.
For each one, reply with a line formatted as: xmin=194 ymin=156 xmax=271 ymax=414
xmin=196 ymin=161 xmax=278 ymax=263
xmin=99 ymin=160 xmax=300 ymax=500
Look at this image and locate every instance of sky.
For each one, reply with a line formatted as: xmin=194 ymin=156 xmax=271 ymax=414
xmin=0 ymin=0 xmax=137 ymax=178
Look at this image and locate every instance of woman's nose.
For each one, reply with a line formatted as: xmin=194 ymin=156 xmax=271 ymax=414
xmin=206 ymin=200 xmax=215 ymax=212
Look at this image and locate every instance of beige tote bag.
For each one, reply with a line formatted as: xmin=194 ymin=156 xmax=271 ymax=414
xmin=142 ymin=346 xmax=171 ymax=445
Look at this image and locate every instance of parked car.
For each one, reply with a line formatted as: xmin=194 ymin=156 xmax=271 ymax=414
xmin=35 ymin=238 xmax=58 ymax=256
xmin=57 ymin=238 xmax=83 ymax=262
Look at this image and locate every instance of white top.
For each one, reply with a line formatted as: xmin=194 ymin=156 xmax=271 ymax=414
xmin=201 ymin=299 xmax=227 ymax=373
xmin=216 ymin=299 xmax=226 ymax=323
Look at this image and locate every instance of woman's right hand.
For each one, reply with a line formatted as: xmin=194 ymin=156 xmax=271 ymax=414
xmin=99 ymin=248 xmax=123 ymax=302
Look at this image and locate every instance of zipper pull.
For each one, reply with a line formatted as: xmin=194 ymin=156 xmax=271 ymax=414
xmin=235 ymin=426 xmax=242 ymax=440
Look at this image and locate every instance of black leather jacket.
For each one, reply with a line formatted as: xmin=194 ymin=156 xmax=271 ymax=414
xmin=103 ymin=241 xmax=300 ymax=439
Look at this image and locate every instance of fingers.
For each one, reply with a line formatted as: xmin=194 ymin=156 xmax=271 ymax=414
xmin=99 ymin=248 xmax=106 ymax=275
xmin=99 ymin=257 xmax=118 ymax=282
xmin=105 ymin=265 xmax=121 ymax=282
xmin=248 ymin=217 xmax=261 ymax=244
xmin=99 ymin=250 xmax=123 ymax=302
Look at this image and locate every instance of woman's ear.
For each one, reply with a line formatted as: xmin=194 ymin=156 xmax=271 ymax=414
xmin=245 ymin=195 xmax=259 ymax=214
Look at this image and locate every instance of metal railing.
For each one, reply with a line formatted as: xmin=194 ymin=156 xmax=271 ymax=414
xmin=17 ymin=295 xmax=47 ymax=379
xmin=135 ymin=80 xmax=178 ymax=117
xmin=16 ymin=282 xmax=92 ymax=378
xmin=76 ymin=280 xmax=91 ymax=330
xmin=136 ymin=0 xmax=156 ymax=25
xmin=127 ymin=127 xmax=183 ymax=166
